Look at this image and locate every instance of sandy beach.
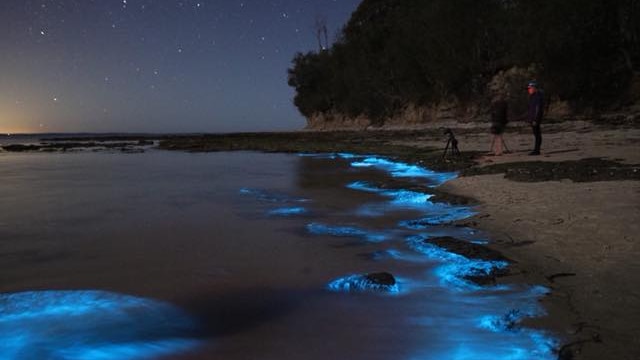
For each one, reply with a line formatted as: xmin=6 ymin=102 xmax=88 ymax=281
xmin=433 ymin=120 xmax=640 ymax=359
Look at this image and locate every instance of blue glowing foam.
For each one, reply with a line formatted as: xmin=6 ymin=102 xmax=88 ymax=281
xmin=268 ymin=207 xmax=307 ymax=216
xmin=406 ymin=235 xmax=509 ymax=290
xmin=0 ymin=290 xmax=201 ymax=360
xmin=347 ymin=181 xmax=476 ymax=222
xmin=349 ymin=156 xmax=457 ymax=187
xmin=327 ymin=274 xmax=399 ymax=293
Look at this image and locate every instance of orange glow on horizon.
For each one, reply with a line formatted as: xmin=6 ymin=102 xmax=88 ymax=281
xmin=0 ymin=122 xmax=39 ymax=134
xmin=0 ymin=109 xmax=42 ymax=134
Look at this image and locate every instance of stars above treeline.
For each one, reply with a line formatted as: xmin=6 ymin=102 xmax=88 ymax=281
xmin=1 ymin=0 xmax=361 ymax=132
xmin=29 ymin=0 xmax=304 ymax=44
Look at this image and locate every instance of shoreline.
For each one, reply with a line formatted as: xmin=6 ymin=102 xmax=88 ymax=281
xmin=436 ymin=122 xmax=640 ymax=360
xmin=2 ymin=119 xmax=639 ymax=359
xmin=155 ymin=120 xmax=640 ymax=359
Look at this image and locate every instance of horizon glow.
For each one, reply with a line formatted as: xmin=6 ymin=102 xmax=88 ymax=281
xmin=0 ymin=1 xmax=361 ymax=133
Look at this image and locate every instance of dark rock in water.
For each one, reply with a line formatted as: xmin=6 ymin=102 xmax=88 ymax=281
xmin=426 ymin=236 xmax=510 ymax=262
xmin=328 ymin=272 xmax=398 ymax=293
xmin=365 ymin=272 xmax=396 ymax=286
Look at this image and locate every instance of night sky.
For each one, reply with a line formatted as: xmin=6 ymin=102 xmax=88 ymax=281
xmin=0 ymin=0 xmax=361 ymax=134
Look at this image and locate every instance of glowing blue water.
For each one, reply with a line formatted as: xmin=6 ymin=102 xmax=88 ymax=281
xmin=0 ymin=290 xmax=201 ymax=360
xmin=0 ymin=151 xmax=558 ymax=360
xmin=406 ymin=234 xmax=510 ymax=290
xmin=327 ymin=274 xmax=400 ymax=293
xmin=349 ymin=156 xmax=457 ymax=187
xmin=295 ymin=154 xmax=558 ymax=359
xmin=347 ymin=180 xmax=476 ymax=224
xmin=306 ymin=222 xmax=387 ymax=242
xmin=268 ymin=207 xmax=308 ymax=216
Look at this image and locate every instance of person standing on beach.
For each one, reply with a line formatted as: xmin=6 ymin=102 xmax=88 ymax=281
xmin=489 ymin=94 xmax=508 ymax=156
xmin=526 ymin=80 xmax=544 ymax=155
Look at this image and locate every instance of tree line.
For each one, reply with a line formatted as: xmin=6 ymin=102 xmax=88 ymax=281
xmin=288 ymin=0 xmax=639 ymax=123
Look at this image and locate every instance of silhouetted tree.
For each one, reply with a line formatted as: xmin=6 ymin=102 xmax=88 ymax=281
xmin=288 ymin=0 xmax=638 ymax=122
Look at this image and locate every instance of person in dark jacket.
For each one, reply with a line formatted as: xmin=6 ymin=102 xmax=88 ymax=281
xmin=489 ymin=94 xmax=508 ymax=155
xmin=526 ymin=80 xmax=544 ymax=155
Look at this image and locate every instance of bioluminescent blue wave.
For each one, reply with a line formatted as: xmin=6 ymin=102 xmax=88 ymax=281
xmin=406 ymin=235 xmax=509 ymax=290
xmin=408 ymin=332 xmax=556 ymax=360
xmin=327 ymin=274 xmax=400 ymax=293
xmin=0 ymin=290 xmax=201 ymax=360
xmin=306 ymin=222 xmax=387 ymax=242
xmin=347 ymin=181 xmax=432 ymax=207
xmin=268 ymin=207 xmax=308 ymax=216
xmin=52 ymin=339 xmax=199 ymax=360
xmin=349 ymin=156 xmax=457 ymax=187
xmin=477 ymin=286 xmax=551 ymax=333
xmin=347 ymin=181 xmax=476 ymax=223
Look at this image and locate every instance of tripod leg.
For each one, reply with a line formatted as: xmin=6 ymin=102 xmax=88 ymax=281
xmin=442 ymin=140 xmax=450 ymax=158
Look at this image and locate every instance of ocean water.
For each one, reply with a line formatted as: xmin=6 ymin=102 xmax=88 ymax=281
xmin=0 ymin=149 xmax=557 ymax=360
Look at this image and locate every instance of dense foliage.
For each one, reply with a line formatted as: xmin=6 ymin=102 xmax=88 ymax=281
xmin=288 ymin=0 xmax=639 ymax=121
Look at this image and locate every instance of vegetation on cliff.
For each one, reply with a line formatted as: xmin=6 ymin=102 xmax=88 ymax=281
xmin=287 ymin=0 xmax=639 ymax=124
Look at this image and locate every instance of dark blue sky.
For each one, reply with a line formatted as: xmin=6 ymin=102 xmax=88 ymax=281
xmin=0 ymin=0 xmax=361 ymax=133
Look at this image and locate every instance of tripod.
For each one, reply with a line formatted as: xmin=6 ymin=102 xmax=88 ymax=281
xmin=442 ymin=129 xmax=461 ymax=158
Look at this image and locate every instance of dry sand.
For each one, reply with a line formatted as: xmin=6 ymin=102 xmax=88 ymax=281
xmin=433 ymin=121 xmax=640 ymax=359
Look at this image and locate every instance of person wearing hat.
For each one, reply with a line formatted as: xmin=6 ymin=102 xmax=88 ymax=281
xmin=526 ymin=80 xmax=544 ymax=155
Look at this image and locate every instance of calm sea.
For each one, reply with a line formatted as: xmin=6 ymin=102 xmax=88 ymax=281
xmin=0 ymin=148 xmax=556 ymax=360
